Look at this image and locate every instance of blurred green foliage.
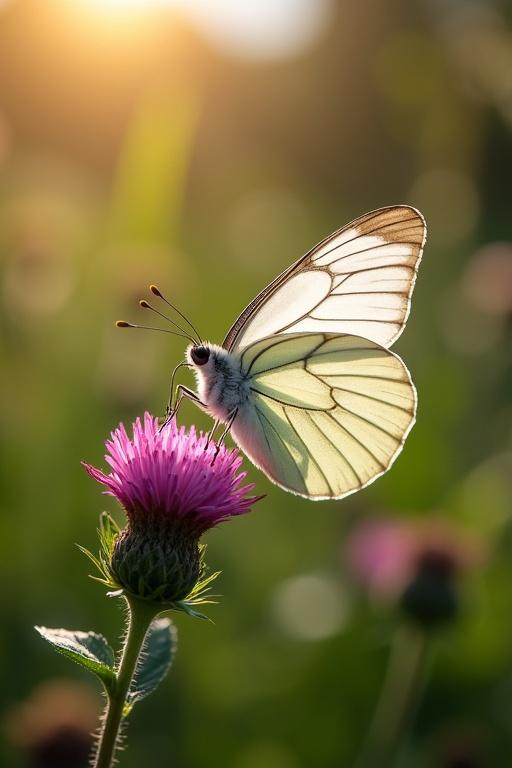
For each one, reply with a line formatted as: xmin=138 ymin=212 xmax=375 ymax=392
xmin=1 ymin=1 xmax=512 ymax=766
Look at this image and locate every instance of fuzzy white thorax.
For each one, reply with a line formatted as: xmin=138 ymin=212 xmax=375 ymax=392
xmin=187 ymin=343 xmax=252 ymax=422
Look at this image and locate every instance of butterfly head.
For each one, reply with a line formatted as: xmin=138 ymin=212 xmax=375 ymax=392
xmin=187 ymin=343 xmax=233 ymax=377
xmin=189 ymin=345 xmax=210 ymax=366
xmin=187 ymin=342 xmax=246 ymax=421
xmin=188 ymin=342 xmax=216 ymax=403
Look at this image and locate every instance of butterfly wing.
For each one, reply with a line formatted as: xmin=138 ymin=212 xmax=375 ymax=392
xmin=231 ymin=333 xmax=416 ymax=500
xmin=223 ymin=205 xmax=425 ymax=352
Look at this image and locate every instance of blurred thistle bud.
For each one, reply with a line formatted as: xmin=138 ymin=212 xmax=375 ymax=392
xmin=346 ymin=517 xmax=483 ymax=629
xmin=400 ymin=549 xmax=459 ymax=628
xmin=3 ymin=679 xmax=99 ymax=768
xmin=429 ymin=719 xmax=489 ymax=768
xmin=83 ymin=413 xmax=261 ymax=611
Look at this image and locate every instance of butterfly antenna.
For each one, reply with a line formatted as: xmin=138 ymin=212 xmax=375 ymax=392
xmin=150 ymin=284 xmax=202 ymax=345
xmin=139 ymin=300 xmax=197 ymax=345
xmin=116 ymin=321 xmax=195 ymax=343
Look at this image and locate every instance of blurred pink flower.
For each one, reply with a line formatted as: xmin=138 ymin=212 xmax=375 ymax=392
xmin=83 ymin=412 xmax=260 ymax=536
xmin=462 ymin=242 xmax=512 ymax=316
xmin=346 ymin=517 xmax=482 ymax=600
xmin=346 ymin=520 xmax=415 ymax=598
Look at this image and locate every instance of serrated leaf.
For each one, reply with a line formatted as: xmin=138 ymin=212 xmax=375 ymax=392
xmin=127 ymin=618 xmax=176 ymax=711
xmin=35 ymin=626 xmax=116 ymax=692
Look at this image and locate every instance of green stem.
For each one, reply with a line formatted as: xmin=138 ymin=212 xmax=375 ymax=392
xmin=93 ymin=597 xmax=160 ymax=768
xmin=354 ymin=623 xmax=430 ymax=768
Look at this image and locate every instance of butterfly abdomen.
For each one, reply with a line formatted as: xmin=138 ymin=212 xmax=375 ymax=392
xmin=189 ymin=344 xmax=251 ymax=422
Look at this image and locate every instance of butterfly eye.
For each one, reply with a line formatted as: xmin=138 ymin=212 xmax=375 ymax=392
xmin=191 ymin=346 xmax=210 ymax=366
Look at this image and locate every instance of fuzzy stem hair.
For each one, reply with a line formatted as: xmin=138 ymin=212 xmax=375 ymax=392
xmin=92 ymin=596 xmax=161 ymax=768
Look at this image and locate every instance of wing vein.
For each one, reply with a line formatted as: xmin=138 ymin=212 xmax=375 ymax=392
xmin=311 ymin=411 xmax=364 ymax=485
xmin=253 ymin=404 xmax=306 ymax=494
xmin=247 ymin=335 xmax=326 ymax=377
xmin=310 ymin=315 xmax=400 ymax=323
xmin=243 ymin=335 xmax=301 ymax=376
xmin=330 ymin=384 xmax=413 ymax=413
xmin=335 ymin=400 xmax=402 ymax=441
xmin=313 ymin=216 xmax=421 ymax=264
xmin=326 ymin=411 xmax=386 ymax=471
xmin=283 ymin=408 xmax=335 ymax=497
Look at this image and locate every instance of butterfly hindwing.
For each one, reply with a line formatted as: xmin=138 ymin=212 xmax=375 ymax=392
xmin=223 ymin=205 xmax=425 ymax=352
xmin=231 ymin=333 xmax=416 ymax=499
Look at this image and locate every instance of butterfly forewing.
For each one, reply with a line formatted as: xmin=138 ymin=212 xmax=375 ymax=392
xmin=230 ymin=333 xmax=416 ymax=500
xmin=223 ymin=205 xmax=425 ymax=352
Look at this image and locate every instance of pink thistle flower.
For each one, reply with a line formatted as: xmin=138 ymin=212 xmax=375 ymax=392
xmin=83 ymin=413 xmax=261 ymax=606
xmin=83 ymin=412 xmax=258 ymax=536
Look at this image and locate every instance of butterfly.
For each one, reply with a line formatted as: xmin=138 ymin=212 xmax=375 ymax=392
xmin=122 ymin=205 xmax=426 ymax=500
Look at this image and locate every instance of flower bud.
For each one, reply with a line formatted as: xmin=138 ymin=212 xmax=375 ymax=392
xmin=110 ymin=521 xmax=201 ymax=604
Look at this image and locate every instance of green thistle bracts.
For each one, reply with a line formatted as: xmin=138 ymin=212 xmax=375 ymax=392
xmin=111 ymin=521 xmax=201 ymax=604
xmin=79 ymin=512 xmax=220 ymax=619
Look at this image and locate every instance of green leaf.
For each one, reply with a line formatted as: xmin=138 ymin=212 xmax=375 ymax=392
xmin=35 ymin=626 xmax=116 ymax=693
xmin=126 ymin=618 xmax=176 ymax=713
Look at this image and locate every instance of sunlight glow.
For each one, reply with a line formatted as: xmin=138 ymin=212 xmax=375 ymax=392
xmin=80 ymin=0 xmax=167 ymax=10
xmin=74 ymin=0 xmax=334 ymax=59
xmin=174 ymin=0 xmax=335 ymax=59
xmin=72 ymin=0 xmax=171 ymax=22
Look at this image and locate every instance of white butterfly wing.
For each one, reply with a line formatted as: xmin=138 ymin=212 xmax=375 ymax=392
xmin=231 ymin=333 xmax=416 ymax=500
xmin=223 ymin=205 xmax=426 ymax=352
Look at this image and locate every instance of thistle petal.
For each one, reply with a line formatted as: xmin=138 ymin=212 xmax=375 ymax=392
xmin=83 ymin=413 xmax=259 ymax=535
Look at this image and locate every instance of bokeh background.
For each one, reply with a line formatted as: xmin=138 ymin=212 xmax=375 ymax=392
xmin=1 ymin=0 xmax=512 ymax=765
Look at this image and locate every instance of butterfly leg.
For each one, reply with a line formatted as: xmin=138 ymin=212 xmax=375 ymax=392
xmin=160 ymin=385 xmax=204 ymax=431
xmin=205 ymin=419 xmax=220 ymax=449
xmin=165 ymin=361 xmax=193 ymax=418
xmin=211 ymin=408 xmax=238 ymax=464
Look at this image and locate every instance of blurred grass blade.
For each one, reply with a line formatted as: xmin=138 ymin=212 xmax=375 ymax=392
xmin=109 ymin=87 xmax=200 ymax=247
